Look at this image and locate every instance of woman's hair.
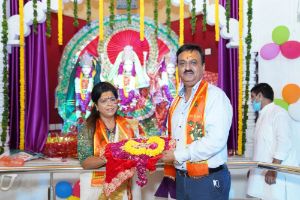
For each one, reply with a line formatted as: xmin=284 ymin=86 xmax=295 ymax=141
xmin=86 ymin=82 xmax=118 ymax=129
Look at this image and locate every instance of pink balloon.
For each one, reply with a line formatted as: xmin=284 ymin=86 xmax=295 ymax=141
xmin=72 ymin=180 xmax=80 ymax=197
xmin=260 ymin=43 xmax=280 ymax=60
xmin=280 ymin=40 xmax=300 ymax=59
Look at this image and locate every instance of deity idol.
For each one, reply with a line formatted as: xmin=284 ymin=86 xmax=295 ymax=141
xmin=106 ymin=46 xmax=154 ymax=120
xmin=74 ymin=52 xmax=96 ymax=123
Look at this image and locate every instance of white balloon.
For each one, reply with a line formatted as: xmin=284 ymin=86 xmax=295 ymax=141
xmin=288 ymin=100 xmax=300 ymax=122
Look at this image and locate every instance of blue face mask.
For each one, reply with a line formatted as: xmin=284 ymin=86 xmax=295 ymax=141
xmin=252 ymin=100 xmax=261 ymax=112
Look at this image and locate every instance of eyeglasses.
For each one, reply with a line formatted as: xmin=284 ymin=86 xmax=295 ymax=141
xmin=98 ymin=97 xmax=118 ymax=105
xmin=178 ymin=60 xmax=199 ymax=68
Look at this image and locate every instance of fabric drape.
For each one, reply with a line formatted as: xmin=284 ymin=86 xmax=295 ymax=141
xmin=9 ymin=0 xmax=49 ymax=152
xmin=218 ymin=0 xmax=239 ymax=154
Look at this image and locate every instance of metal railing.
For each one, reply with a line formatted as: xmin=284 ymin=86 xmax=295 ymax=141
xmin=0 ymin=160 xmax=300 ymax=200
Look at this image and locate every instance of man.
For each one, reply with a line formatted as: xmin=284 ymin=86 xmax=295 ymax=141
xmin=247 ymin=83 xmax=299 ymax=200
xmin=161 ymin=44 xmax=233 ymax=199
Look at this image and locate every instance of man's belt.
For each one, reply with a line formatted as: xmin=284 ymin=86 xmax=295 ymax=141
xmin=176 ymin=164 xmax=226 ymax=178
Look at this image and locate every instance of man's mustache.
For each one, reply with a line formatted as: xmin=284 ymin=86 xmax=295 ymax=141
xmin=184 ymin=70 xmax=194 ymax=74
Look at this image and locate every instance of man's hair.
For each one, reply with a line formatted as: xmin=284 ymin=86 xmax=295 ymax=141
xmin=176 ymin=44 xmax=205 ymax=65
xmin=251 ymin=83 xmax=274 ymax=101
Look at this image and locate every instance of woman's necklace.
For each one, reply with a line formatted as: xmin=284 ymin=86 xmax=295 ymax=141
xmin=106 ymin=126 xmax=116 ymax=142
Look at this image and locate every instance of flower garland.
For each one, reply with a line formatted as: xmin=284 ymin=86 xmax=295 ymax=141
xmin=237 ymin=0 xmax=244 ymax=155
xmin=19 ymin=0 xmax=25 ymax=150
xmin=73 ymin=0 xmax=79 ymax=27
xmin=202 ymin=0 xmax=207 ymax=32
xmin=179 ymin=0 xmax=184 ymax=46
xmin=225 ymin=0 xmax=231 ymax=33
xmin=109 ymin=0 xmax=115 ymax=30
xmin=86 ymin=0 xmax=91 ymax=25
xmin=166 ymin=0 xmax=171 ymax=35
xmin=107 ymin=136 xmax=170 ymax=187
xmin=99 ymin=0 xmax=104 ymax=41
xmin=215 ymin=0 xmax=220 ymax=41
xmin=33 ymin=0 xmax=38 ymax=33
xmin=241 ymin=0 xmax=253 ymax=154
xmin=127 ymin=0 xmax=132 ymax=24
xmin=140 ymin=0 xmax=144 ymax=41
xmin=75 ymin=68 xmax=95 ymax=120
xmin=118 ymin=62 xmax=136 ymax=106
xmin=58 ymin=0 xmax=63 ymax=45
xmin=1 ymin=0 xmax=8 ymax=154
xmin=46 ymin=0 xmax=51 ymax=37
xmin=154 ymin=0 xmax=158 ymax=38
xmin=123 ymin=136 xmax=165 ymax=157
xmin=190 ymin=0 xmax=197 ymax=35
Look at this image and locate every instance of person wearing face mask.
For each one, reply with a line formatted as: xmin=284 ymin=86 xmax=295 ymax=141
xmin=247 ymin=83 xmax=299 ymax=200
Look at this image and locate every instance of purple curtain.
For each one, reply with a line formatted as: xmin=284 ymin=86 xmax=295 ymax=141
xmin=8 ymin=0 xmax=20 ymax=149
xmin=218 ymin=0 xmax=239 ymax=155
xmin=9 ymin=0 xmax=49 ymax=152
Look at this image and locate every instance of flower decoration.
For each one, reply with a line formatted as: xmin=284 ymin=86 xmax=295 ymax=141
xmin=202 ymin=0 xmax=207 ymax=32
xmin=46 ymin=0 xmax=51 ymax=37
xmin=123 ymin=136 xmax=165 ymax=157
xmin=104 ymin=136 xmax=171 ymax=196
xmin=1 ymin=0 xmax=8 ymax=154
xmin=187 ymin=121 xmax=204 ymax=140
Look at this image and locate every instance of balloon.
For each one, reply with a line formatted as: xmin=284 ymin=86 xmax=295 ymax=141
xmin=282 ymin=84 xmax=300 ymax=104
xmin=272 ymin=25 xmax=290 ymax=45
xmin=55 ymin=181 xmax=73 ymax=198
xmin=288 ymin=100 xmax=300 ymax=122
xmin=280 ymin=41 xmax=300 ymax=59
xmin=72 ymin=180 xmax=80 ymax=197
xmin=67 ymin=196 xmax=80 ymax=200
xmin=274 ymin=99 xmax=289 ymax=111
xmin=260 ymin=43 xmax=280 ymax=60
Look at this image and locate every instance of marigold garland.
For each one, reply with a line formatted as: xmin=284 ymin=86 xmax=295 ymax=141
xmin=154 ymin=0 xmax=158 ymax=38
xmin=202 ymin=0 xmax=207 ymax=32
xmin=109 ymin=0 xmax=115 ymax=30
xmin=123 ymin=136 xmax=165 ymax=157
xmin=166 ymin=0 xmax=171 ymax=35
xmin=190 ymin=0 xmax=196 ymax=35
xmin=140 ymin=0 xmax=144 ymax=41
xmin=127 ymin=0 xmax=132 ymax=24
xmin=179 ymin=0 xmax=184 ymax=46
xmin=242 ymin=0 xmax=253 ymax=155
xmin=32 ymin=0 xmax=38 ymax=33
xmin=19 ymin=0 xmax=25 ymax=150
xmin=86 ymin=0 xmax=91 ymax=25
xmin=46 ymin=0 xmax=51 ymax=37
xmin=73 ymin=0 xmax=79 ymax=27
xmin=99 ymin=0 xmax=104 ymax=41
xmin=225 ymin=0 xmax=231 ymax=33
xmin=237 ymin=0 xmax=244 ymax=155
xmin=58 ymin=0 xmax=63 ymax=45
xmin=1 ymin=0 xmax=9 ymax=154
xmin=215 ymin=0 xmax=219 ymax=41
xmin=175 ymin=67 xmax=180 ymax=95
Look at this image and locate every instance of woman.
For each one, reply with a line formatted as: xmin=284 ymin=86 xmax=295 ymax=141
xmin=78 ymin=82 xmax=140 ymax=200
